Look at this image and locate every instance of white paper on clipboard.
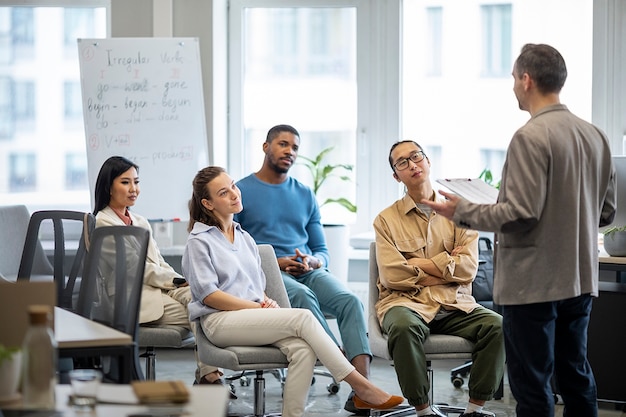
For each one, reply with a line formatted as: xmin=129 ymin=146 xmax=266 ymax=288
xmin=436 ymin=178 xmax=499 ymax=204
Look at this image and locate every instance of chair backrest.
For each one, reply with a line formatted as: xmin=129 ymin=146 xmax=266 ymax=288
xmin=258 ymin=244 xmax=291 ymax=308
xmin=0 ymin=205 xmax=51 ymax=281
xmin=76 ymin=225 xmax=149 ymax=341
xmin=368 ymin=241 xmax=393 ymax=360
xmin=17 ymin=210 xmax=96 ymax=310
xmin=369 ymin=241 xmax=474 ymax=361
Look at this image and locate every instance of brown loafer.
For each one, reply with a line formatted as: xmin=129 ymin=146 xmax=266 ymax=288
xmin=353 ymin=394 xmax=404 ymax=410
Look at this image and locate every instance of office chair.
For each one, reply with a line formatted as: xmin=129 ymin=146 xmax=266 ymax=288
xmin=18 ymin=210 xmax=95 ymax=310
xmin=138 ymin=325 xmax=196 ymax=380
xmin=0 ymin=205 xmax=53 ymax=282
xmin=449 ymin=237 xmax=504 ymax=400
xmin=368 ymin=242 xmax=472 ymax=417
xmin=76 ymin=225 xmax=150 ymax=383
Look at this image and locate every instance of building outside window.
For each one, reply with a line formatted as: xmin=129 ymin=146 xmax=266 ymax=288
xmin=65 ymin=152 xmax=87 ymax=189
xmin=9 ymin=153 xmax=36 ymax=191
xmin=64 ymin=80 xmax=82 ymax=119
xmin=480 ymin=4 xmax=512 ymax=78
xmin=0 ymin=3 xmax=106 ymax=209
xmin=425 ymin=6 xmax=443 ymax=77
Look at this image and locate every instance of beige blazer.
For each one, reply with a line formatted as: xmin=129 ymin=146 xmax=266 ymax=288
xmin=95 ymin=206 xmax=182 ymax=323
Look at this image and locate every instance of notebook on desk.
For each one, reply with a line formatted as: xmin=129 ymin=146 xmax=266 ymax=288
xmin=0 ymin=281 xmax=56 ymax=348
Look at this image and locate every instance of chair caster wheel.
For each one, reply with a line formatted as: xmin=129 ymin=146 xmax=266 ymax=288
xmin=451 ymin=376 xmax=464 ymax=388
xmin=327 ymin=382 xmax=340 ymax=394
xmin=240 ymin=376 xmax=250 ymax=386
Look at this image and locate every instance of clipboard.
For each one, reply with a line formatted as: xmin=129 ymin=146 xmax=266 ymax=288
xmin=436 ymin=178 xmax=499 ymax=204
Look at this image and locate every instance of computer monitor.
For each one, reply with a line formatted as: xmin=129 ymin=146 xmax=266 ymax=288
xmin=601 ymin=155 xmax=626 ymax=232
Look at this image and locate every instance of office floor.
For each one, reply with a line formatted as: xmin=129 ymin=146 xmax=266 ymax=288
xmin=147 ymin=348 xmax=626 ymax=417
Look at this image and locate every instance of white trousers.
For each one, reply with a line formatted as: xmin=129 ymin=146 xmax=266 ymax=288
xmin=201 ymin=308 xmax=355 ymax=417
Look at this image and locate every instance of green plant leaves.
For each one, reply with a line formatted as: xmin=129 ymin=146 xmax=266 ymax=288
xmin=299 ymin=146 xmax=357 ymax=212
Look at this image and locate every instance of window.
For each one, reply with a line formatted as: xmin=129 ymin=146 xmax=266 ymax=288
xmin=14 ymin=80 xmax=35 ymax=121
xmin=11 ymin=7 xmax=33 ymax=59
xmin=230 ymin=0 xmax=600 ymax=233
xmin=11 ymin=7 xmax=33 ymax=46
xmin=0 ymin=77 xmax=13 ymax=138
xmin=65 ymin=152 xmax=87 ymax=189
xmin=9 ymin=153 xmax=36 ymax=191
xmin=0 ymin=3 xmax=107 ymax=209
xmin=480 ymin=4 xmax=512 ymax=78
xmin=64 ymin=80 xmax=82 ymax=119
xmin=403 ymin=0 xmax=592 ymax=189
xmin=0 ymin=8 xmax=11 ymax=63
xmin=425 ymin=7 xmax=443 ymax=76
xmin=64 ymin=8 xmax=95 ymax=47
xmin=230 ymin=3 xmax=358 ymax=225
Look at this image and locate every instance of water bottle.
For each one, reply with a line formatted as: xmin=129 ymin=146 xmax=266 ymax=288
xmin=21 ymin=305 xmax=57 ymax=409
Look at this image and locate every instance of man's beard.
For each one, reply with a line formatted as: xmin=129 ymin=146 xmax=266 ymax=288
xmin=269 ymin=159 xmax=290 ymax=174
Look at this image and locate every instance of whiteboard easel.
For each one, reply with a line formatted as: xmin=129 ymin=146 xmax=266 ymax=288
xmin=78 ymin=38 xmax=208 ymax=220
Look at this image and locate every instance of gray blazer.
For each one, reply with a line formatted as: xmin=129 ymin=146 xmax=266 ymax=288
xmin=454 ymin=104 xmax=616 ymax=305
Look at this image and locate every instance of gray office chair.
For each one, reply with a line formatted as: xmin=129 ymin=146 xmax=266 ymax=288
xmin=0 ymin=205 xmax=52 ymax=282
xmin=194 ymin=244 xmax=292 ymax=417
xmin=368 ymin=242 xmax=471 ymax=417
xmin=138 ymin=324 xmax=196 ymax=380
xmin=18 ymin=210 xmax=95 ymax=310
xmin=76 ymin=225 xmax=150 ymax=383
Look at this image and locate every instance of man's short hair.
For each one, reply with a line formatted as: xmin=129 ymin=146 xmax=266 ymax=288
xmin=514 ymin=43 xmax=567 ymax=94
xmin=266 ymin=124 xmax=300 ymax=143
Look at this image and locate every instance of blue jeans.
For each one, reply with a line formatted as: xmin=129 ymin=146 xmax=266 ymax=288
xmin=281 ymin=268 xmax=371 ymax=361
xmin=502 ymin=294 xmax=597 ymax=417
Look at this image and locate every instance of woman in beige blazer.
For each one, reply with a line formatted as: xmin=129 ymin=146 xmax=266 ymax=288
xmin=93 ymin=156 xmax=227 ymax=390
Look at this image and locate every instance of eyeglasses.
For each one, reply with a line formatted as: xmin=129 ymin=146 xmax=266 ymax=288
xmin=393 ymin=151 xmax=426 ymax=171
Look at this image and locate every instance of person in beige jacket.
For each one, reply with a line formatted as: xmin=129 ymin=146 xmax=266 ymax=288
xmin=93 ymin=156 xmax=229 ymax=392
xmin=374 ymin=141 xmax=504 ymax=417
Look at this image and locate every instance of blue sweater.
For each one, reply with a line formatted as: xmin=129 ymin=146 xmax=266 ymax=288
xmin=235 ymin=174 xmax=330 ymax=267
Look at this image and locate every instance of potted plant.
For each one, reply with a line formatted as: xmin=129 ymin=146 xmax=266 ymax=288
xmin=602 ymin=225 xmax=626 ymax=257
xmin=298 ymin=146 xmax=357 ymax=215
xmin=0 ymin=344 xmax=22 ymax=402
xmin=478 ymin=168 xmax=501 ymax=189
xmin=299 ymin=146 xmax=357 ymax=282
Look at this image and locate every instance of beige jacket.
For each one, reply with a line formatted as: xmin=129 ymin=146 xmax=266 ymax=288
xmin=95 ymin=206 xmax=181 ymax=323
xmin=373 ymin=193 xmax=480 ymax=325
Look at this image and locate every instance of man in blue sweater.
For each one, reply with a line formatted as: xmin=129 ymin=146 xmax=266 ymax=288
xmin=235 ymin=124 xmax=373 ymax=414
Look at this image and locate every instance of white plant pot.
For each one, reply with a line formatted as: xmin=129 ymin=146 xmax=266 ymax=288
xmin=0 ymin=350 xmax=22 ymax=403
xmin=323 ymin=224 xmax=350 ymax=284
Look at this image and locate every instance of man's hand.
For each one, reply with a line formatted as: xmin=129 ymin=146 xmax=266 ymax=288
xmin=450 ymin=245 xmax=464 ymax=256
xmin=277 ymin=249 xmax=321 ymax=277
xmin=295 ymin=248 xmax=322 ymax=269
xmin=421 ymin=190 xmax=461 ymax=220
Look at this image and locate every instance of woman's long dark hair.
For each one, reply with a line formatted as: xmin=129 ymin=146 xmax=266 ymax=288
xmin=188 ymin=166 xmax=226 ymax=232
xmin=93 ymin=156 xmax=139 ymax=215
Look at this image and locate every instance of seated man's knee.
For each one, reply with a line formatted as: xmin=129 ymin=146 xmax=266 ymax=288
xmin=288 ymin=285 xmax=318 ymax=308
xmin=385 ymin=309 xmax=428 ymax=342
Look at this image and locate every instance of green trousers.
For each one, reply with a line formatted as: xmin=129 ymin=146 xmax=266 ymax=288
xmin=382 ymin=306 xmax=505 ymax=406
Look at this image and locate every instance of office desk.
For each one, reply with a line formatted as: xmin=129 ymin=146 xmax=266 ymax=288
xmin=599 ymin=249 xmax=626 ymax=282
xmin=587 ymin=281 xmax=626 ymax=403
xmin=55 ymin=307 xmax=132 ymax=348
xmin=1 ymin=384 xmax=229 ymax=417
xmin=55 ymin=307 xmax=136 ymax=383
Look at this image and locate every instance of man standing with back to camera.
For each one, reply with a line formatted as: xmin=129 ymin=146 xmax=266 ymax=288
xmin=423 ymin=44 xmax=616 ymax=417
xmin=235 ymin=124 xmax=373 ymax=414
